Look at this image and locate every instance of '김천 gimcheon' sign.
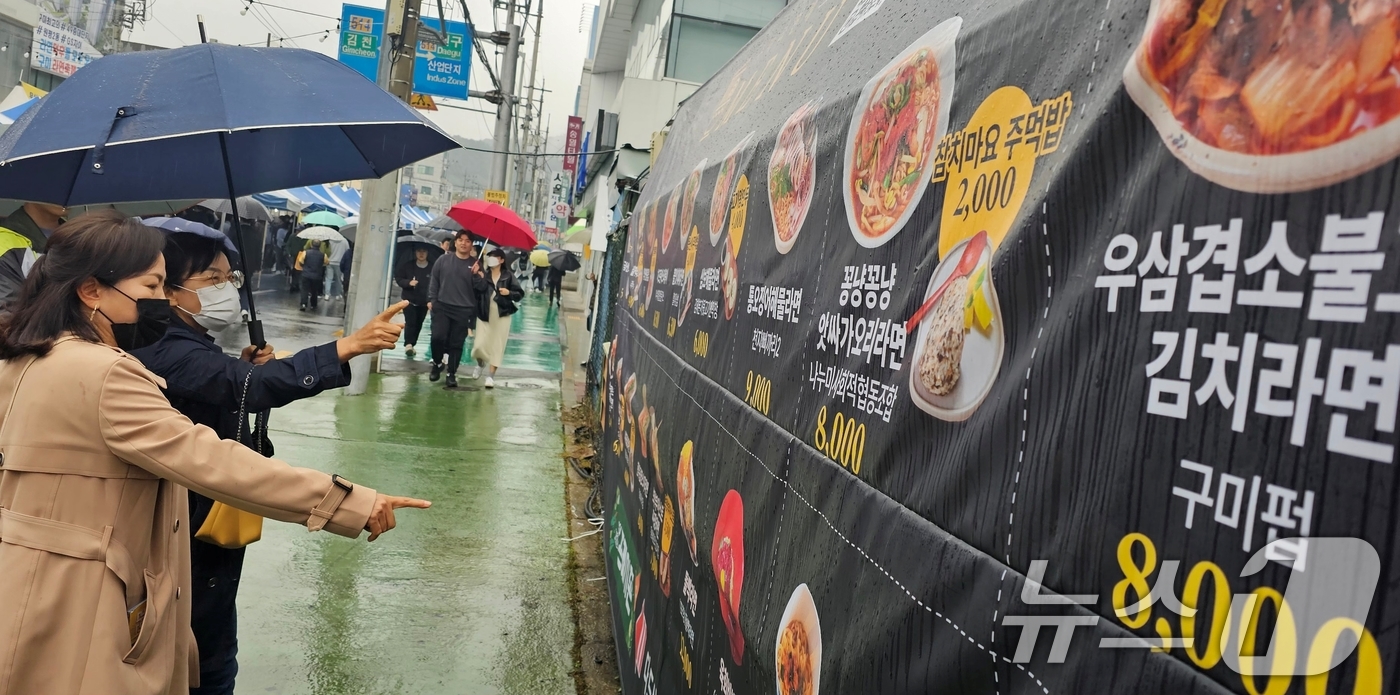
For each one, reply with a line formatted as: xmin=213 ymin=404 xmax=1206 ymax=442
xmin=337 ymin=4 xmax=382 ymax=82
xmin=602 ymin=0 xmax=1400 ymax=694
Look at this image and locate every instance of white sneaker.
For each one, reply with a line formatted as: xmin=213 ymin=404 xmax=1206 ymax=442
xmin=484 ymin=376 xmax=495 ymax=389
xmin=471 ymin=365 xmax=482 ymax=380
xmin=404 ymin=344 xmax=416 ymax=356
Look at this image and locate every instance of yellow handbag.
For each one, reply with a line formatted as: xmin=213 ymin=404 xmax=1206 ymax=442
xmin=194 ymin=502 xmax=263 ymax=548
xmin=193 ymin=367 xmax=266 ymax=549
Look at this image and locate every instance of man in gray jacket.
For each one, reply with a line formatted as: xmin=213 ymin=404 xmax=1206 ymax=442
xmin=427 ymin=231 xmax=489 ymax=388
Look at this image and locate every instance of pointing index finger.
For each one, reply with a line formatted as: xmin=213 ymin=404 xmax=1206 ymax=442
xmin=377 ymin=300 xmax=410 ymax=321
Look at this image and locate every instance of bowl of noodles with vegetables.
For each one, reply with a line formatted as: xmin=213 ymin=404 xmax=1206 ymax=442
xmin=844 ymin=17 xmax=960 ymax=248
xmin=1125 ymin=0 xmax=1400 ymax=192
xmin=774 ymin=584 xmax=821 ymax=695
xmin=770 ymin=101 xmax=819 ymax=255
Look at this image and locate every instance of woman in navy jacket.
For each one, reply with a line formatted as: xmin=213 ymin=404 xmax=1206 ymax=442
xmin=130 ymin=230 xmax=407 ymax=695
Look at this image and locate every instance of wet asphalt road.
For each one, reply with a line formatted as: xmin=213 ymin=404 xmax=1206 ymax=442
xmin=221 ymin=271 xmax=574 ymax=694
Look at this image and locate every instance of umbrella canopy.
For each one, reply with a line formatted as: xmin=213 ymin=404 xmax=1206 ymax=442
xmin=0 ymin=44 xmax=457 ymax=205
xmin=548 ymin=249 xmax=581 ymax=272
xmin=302 ymin=210 xmax=346 ymax=228
xmin=0 ymin=43 xmax=455 ymax=349
xmin=340 ymin=222 xmax=357 ymax=244
xmin=423 ymin=212 xmax=463 ymax=232
xmin=0 ymin=199 xmax=202 ymax=217
xmin=446 ymin=199 xmax=536 ymax=250
xmin=141 ymin=216 xmax=238 ymax=255
xmin=297 ymin=226 xmax=347 ymax=243
xmin=529 ymin=249 xmax=551 ymax=268
xmin=415 ymin=227 xmax=455 ymax=244
xmin=561 ymin=219 xmax=590 ymax=244
xmin=197 ymin=196 xmax=272 ymax=222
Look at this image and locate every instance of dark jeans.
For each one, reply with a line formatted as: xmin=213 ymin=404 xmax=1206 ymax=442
xmin=403 ymin=302 xmax=428 ymax=346
xmin=300 ymin=276 xmax=322 ymax=308
xmin=548 ymin=281 xmax=562 ymax=305
xmin=189 ymin=492 xmax=245 ymax=695
xmin=430 ymin=304 xmax=474 ymax=375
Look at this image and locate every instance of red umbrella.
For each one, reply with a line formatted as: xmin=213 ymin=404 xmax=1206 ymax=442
xmin=445 ymin=199 xmax=538 ymax=250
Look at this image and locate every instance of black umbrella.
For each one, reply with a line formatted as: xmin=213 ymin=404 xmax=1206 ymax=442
xmin=394 ymin=234 xmax=445 ymax=267
xmin=197 ymin=196 xmax=272 ymax=222
xmin=548 ymin=249 xmax=581 ymax=272
xmin=0 ymin=43 xmax=457 ymax=348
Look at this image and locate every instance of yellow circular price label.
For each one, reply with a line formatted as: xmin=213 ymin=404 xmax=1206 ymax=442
xmin=939 ymin=86 xmax=1036 ymax=258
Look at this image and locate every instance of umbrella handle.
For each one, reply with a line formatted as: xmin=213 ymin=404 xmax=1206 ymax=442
xmin=247 ymin=319 xmax=265 ymax=351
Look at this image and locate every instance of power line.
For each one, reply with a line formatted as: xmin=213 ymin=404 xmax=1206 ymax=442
xmin=458 ymin=145 xmax=619 ymax=157
xmin=237 ymin=0 xmax=339 ymax=21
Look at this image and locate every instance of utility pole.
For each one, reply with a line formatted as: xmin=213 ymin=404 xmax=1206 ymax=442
xmin=346 ymin=0 xmax=421 ymax=395
xmin=489 ymin=0 xmax=521 ymax=195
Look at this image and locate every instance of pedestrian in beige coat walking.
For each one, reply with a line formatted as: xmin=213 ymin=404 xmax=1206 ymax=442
xmin=0 ymin=211 xmax=431 ymax=695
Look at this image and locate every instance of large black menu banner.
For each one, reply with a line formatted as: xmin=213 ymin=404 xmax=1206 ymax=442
xmin=600 ymin=0 xmax=1400 ymax=693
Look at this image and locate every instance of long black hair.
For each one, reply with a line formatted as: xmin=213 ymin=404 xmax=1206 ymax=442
xmin=0 ymin=210 xmax=165 ymax=358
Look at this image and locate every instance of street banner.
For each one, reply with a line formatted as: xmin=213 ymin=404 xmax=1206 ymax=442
xmin=337 ymin=4 xmax=382 ymax=83
xmin=30 ymin=12 xmax=100 ymax=78
xmin=602 ymin=0 xmax=1400 ymax=694
xmin=564 ymin=115 xmax=584 ymax=178
xmin=413 ymin=17 xmax=471 ymax=99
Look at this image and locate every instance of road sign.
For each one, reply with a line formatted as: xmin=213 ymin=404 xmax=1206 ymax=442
xmin=409 ymin=93 xmax=437 ymax=110
xmin=338 ymin=4 xmax=471 ymax=100
xmin=414 ymin=17 xmax=471 ymax=99
xmin=485 ymin=189 xmax=509 ymax=206
xmin=337 ymin=4 xmax=382 ymax=83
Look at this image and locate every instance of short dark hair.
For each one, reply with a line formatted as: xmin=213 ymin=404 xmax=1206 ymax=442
xmin=162 ymin=233 xmax=226 ymax=289
xmin=0 ymin=209 xmax=165 ymax=358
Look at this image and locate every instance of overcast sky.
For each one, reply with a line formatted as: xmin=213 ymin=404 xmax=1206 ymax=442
xmin=128 ymin=0 xmax=592 ymax=143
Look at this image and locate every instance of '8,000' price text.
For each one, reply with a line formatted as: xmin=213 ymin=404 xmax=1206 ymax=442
xmin=813 ymin=406 xmax=865 ymax=475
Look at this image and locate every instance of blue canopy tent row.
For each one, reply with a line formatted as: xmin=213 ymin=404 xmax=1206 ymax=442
xmin=255 ymin=184 xmax=432 ymax=228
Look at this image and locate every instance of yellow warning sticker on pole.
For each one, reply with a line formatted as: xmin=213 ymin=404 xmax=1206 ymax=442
xmin=409 ymin=93 xmax=437 ymax=111
xmin=485 ymin=189 xmax=510 ymax=206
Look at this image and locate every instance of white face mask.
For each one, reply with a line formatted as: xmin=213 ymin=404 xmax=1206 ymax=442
xmin=486 ymin=257 xmax=502 ymax=268
xmin=178 ymin=282 xmax=242 ymax=332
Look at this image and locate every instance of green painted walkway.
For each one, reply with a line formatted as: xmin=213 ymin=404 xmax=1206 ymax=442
xmin=381 ymin=293 xmax=565 ymax=375
xmin=233 ymin=292 xmax=573 ymax=694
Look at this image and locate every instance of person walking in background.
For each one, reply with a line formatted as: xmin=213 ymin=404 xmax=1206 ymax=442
xmin=395 ymin=247 xmax=433 ymax=357
xmin=341 ymin=242 xmax=354 ymax=291
xmin=427 ymin=232 xmax=488 ymax=388
xmin=325 ymin=237 xmax=348 ymax=301
xmin=547 ymin=266 xmax=565 ymax=306
xmin=471 ymin=248 xmax=524 ymax=389
xmin=532 ymin=264 xmax=547 ymax=292
xmin=296 ymin=240 xmax=326 ymax=311
xmin=130 ymin=228 xmax=412 ymax=695
xmin=283 ymin=224 xmax=305 ymax=292
xmin=0 ymin=211 xmax=430 ymax=695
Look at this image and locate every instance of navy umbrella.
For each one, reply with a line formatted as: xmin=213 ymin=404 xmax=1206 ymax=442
xmin=0 ymin=43 xmax=458 ymax=346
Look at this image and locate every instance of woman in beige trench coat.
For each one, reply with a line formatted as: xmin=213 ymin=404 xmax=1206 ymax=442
xmin=0 ymin=211 xmax=431 ymax=695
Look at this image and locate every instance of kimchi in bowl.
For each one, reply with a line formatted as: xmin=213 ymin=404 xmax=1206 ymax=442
xmin=1125 ymin=0 xmax=1400 ymax=193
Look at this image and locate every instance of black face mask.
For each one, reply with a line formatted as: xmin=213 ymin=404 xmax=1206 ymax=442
xmin=97 ymin=286 xmax=170 ymax=351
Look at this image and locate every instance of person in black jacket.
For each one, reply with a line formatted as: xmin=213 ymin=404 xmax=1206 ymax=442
xmin=129 ymin=231 xmax=410 ymax=695
xmin=394 ymin=247 xmax=433 ymax=356
xmin=427 ymin=232 xmax=490 ymax=387
xmin=297 ymin=240 xmax=326 ymax=311
xmin=470 ymin=248 xmax=525 ymax=388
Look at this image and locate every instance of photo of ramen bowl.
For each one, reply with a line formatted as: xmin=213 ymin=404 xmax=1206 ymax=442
xmin=710 ymin=132 xmax=757 ymax=247
xmin=908 ymin=234 xmax=1004 ymax=421
xmin=771 ymin=101 xmax=819 ymax=255
xmin=680 ymin=159 xmax=706 ymax=245
xmin=775 ymin=584 xmax=821 ymax=695
xmin=662 ymin=189 xmax=679 ymax=254
xmin=677 ymin=441 xmax=696 ymax=559
xmin=720 ymin=238 xmax=740 ymax=321
xmin=844 ymin=17 xmax=960 ymax=248
xmin=1124 ymin=0 xmax=1400 ymax=193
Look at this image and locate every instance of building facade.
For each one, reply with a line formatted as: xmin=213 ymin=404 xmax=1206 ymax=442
xmin=573 ymin=0 xmax=784 ymax=222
